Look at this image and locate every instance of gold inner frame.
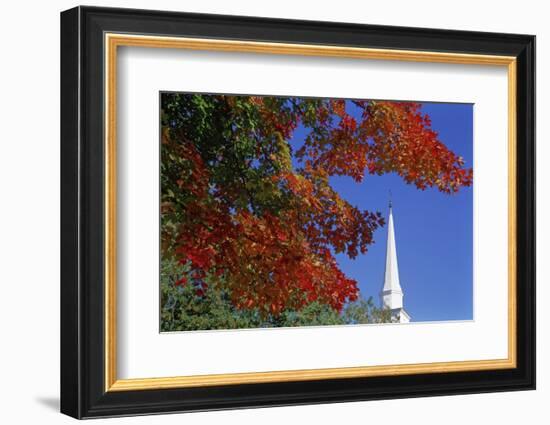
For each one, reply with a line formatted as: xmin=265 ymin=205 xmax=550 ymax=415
xmin=104 ymin=33 xmax=517 ymax=392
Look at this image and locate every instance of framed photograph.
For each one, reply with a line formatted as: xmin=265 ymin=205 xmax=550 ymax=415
xmin=60 ymin=6 xmax=535 ymax=419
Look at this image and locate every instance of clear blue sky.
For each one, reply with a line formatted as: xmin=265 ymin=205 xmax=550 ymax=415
xmin=290 ymin=101 xmax=473 ymax=322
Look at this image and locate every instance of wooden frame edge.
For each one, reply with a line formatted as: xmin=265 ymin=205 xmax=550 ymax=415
xmin=108 ymin=358 xmax=516 ymax=391
xmin=104 ymin=33 xmax=518 ymax=392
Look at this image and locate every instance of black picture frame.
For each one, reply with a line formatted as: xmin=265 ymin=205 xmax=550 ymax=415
xmin=61 ymin=5 xmax=535 ymax=419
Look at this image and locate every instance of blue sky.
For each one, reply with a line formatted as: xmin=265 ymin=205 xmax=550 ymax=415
xmin=290 ymin=101 xmax=473 ymax=322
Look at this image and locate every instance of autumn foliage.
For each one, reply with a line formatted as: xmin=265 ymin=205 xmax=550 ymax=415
xmin=161 ymin=94 xmax=472 ymax=317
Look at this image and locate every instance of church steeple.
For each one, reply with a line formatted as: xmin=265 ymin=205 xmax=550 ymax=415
xmin=380 ymin=201 xmax=411 ymax=323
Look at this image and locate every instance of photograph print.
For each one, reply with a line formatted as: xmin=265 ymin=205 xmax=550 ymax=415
xmin=160 ymin=93 xmax=473 ymax=332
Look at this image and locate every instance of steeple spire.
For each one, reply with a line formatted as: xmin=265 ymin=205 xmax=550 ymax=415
xmin=381 ymin=204 xmax=403 ymax=303
xmin=379 ymin=201 xmax=410 ymax=322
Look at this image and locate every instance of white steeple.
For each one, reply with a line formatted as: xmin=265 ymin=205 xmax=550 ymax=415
xmin=380 ymin=200 xmax=411 ymax=323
